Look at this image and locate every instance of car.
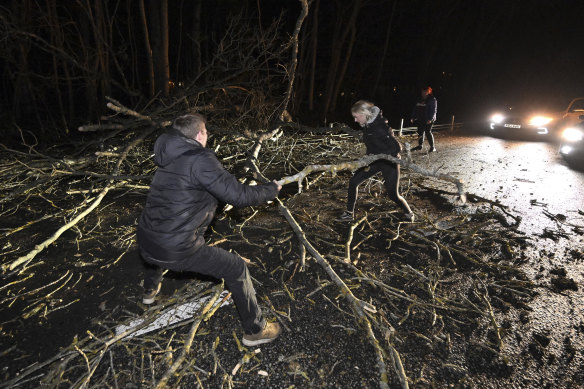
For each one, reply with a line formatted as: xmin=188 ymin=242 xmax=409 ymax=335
xmin=558 ymin=114 xmax=584 ymax=163
xmin=556 ymin=97 xmax=584 ymax=129
xmin=488 ymin=104 xmax=556 ymax=137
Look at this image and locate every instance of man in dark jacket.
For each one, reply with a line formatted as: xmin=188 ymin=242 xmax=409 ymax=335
xmin=137 ymin=113 xmax=281 ymax=346
xmin=410 ymin=86 xmax=438 ymax=152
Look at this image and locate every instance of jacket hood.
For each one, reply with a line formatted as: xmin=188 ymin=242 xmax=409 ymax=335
xmin=153 ymin=131 xmax=202 ymax=167
xmin=367 ymin=106 xmax=381 ymax=124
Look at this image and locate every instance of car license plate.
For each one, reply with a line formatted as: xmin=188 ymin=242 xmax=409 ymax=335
xmin=504 ymin=124 xmax=521 ymax=128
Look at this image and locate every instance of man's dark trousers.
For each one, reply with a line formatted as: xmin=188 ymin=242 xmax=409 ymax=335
xmin=142 ymin=245 xmax=265 ymax=335
xmin=416 ymin=121 xmax=434 ymax=148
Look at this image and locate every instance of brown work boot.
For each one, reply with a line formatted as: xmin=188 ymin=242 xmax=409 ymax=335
xmin=242 ymin=322 xmax=281 ymax=346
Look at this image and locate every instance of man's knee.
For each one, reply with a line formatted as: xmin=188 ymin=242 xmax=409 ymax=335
xmin=213 ymin=250 xmax=248 ymax=280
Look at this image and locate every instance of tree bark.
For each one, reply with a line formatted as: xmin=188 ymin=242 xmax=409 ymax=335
xmin=192 ymin=0 xmax=202 ymax=75
xmin=147 ymin=0 xmax=170 ymax=97
xmin=330 ymin=23 xmax=356 ymax=110
xmin=323 ymin=0 xmax=362 ymax=115
xmin=139 ymin=0 xmax=155 ymax=97
xmin=372 ymin=0 xmax=398 ymax=97
xmin=308 ymin=0 xmax=319 ymax=111
xmin=277 ymin=0 xmax=309 ymax=121
xmin=160 ymin=0 xmax=170 ymax=94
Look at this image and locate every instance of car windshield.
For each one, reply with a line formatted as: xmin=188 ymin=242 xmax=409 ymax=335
xmin=501 ymin=102 xmax=553 ymax=116
xmin=569 ymin=99 xmax=584 ymax=112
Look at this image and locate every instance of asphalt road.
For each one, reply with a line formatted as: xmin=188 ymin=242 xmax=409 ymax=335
xmin=410 ymin=128 xmax=584 ymax=239
xmin=408 ymin=128 xmax=584 ymax=380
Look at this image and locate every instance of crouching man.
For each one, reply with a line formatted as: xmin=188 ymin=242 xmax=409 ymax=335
xmin=137 ymin=113 xmax=281 ymax=346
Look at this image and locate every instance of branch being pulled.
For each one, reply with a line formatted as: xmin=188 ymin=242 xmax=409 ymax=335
xmin=276 ymin=153 xmax=466 ymax=203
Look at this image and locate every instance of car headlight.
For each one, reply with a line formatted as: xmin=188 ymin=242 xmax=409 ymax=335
xmin=562 ymin=127 xmax=584 ymax=142
xmin=490 ymin=113 xmax=504 ymax=124
xmin=528 ymin=116 xmax=553 ymax=126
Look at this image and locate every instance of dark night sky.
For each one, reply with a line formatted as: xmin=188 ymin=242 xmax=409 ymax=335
xmin=3 ymin=0 xmax=581 ymax=129
xmin=270 ymin=0 xmax=583 ymax=122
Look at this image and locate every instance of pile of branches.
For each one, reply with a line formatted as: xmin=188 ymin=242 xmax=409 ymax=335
xmin=0 ymin=95 xmax=536 ymax=388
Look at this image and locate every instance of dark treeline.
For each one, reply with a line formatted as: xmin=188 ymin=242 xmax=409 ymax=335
xmin=0 ymin=0 xmax=579 ymax=139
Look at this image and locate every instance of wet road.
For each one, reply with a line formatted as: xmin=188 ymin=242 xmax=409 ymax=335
xmin=410 ymin=129 xmax=584 ymax=384
xmin=412 ymin=129 xmax=584 ymax=239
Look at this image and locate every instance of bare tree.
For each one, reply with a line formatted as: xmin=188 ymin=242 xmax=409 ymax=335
xmin=322 ymin=0 xmax=363 ymax=116
xmin=308 ymin=0 xmax=320 ymax=111
xmin=139 ymin=0 xmax=155 ymax=97
xmin=145 ymin=0 xmax=170 ymax=96
xmin=371 ymin=0 xmax=398 ymax=97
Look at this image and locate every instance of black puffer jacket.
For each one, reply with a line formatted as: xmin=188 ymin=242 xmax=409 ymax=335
xmin=361 ymin=106 xmax=401 ymax=156
xmin=137 ymin=131 xmax=278 ymax=262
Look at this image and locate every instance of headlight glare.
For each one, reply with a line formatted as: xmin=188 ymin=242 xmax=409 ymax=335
xmin=562 ymin=127 xmax=584 ymax=142
xmin=529 ymin=116 xmax=553 ymax=126
xmin=490 ymin=113 xmax=504 ymax=124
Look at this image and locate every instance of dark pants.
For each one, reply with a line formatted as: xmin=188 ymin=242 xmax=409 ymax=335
xmin=142 ymin=245 xmax=265 ymax=335
xmin=416 ymin=121 xmax=434 ymax=148
xmin=346 ymin=160 xmax=411 ymax=214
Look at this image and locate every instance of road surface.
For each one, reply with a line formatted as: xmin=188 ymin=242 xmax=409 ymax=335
xmin=411 ymin=129 xmax=584 ymax=239
xmin=408 ymin=129 xmax=584 ymax=382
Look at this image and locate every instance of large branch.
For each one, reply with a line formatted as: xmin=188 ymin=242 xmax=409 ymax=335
xmin=276 ymin=198 xmax=405 ymax=389
xmin=246 ymin=158 xmax=402 ymax=387
xmin=276 ymin=153 xmax=466 ymax=203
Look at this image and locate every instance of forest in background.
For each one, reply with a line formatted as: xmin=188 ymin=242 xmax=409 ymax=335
xmin=1 ymin=0 xmax=581 ymax=141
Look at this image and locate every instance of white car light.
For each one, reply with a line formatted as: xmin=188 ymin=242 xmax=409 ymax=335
xmin=529 ymin=116 xmax=553 ymax=126
xmin=560 ymin=145 xmax=573 ymax=155
xmin=490 ymin=113 xmax=504 ymax=124
xmin=562 ymin=127 xmax=584 ymax=142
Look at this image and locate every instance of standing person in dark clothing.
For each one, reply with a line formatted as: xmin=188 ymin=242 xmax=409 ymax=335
xmin=137 ymin=113 xmax=282 ymax=346
xmin=337 ymin=100 xmax=414 ymax=222
xmin=410 ymin=86 xmax=438 ymax=152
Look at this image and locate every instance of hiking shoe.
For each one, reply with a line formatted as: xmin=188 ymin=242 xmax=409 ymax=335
xmin=142 ymin=282 xmax=161 ymax=305
xmin=411 ymin=145 xmax=422 ymax=151
xmin=242 ymin=322 xmax=281 ymax=346
xmin=429 ymin=147 xmax=436 ymax=152
xmin=336 ymin=211 xmax=354 ymax=222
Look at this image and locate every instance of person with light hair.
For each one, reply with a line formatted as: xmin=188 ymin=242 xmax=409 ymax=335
xmin=337 ymin=101 xmax=414 ymax=222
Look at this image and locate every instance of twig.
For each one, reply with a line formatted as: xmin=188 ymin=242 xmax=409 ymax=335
xmin=154 ymin=283 xmax=225 ymax=388
xmin=345 ymin=214 xmax=368 ymax=263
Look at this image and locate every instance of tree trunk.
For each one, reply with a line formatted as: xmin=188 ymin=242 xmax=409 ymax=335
xmin=372 ymin=0 xmax=398 ymax=97
xmin=147 ymin=0 xmax=169 ymax=97
xmin=330 ymin=23 xmax=356 ymax=110
xmin=323 ymin=0 xmax=362 ymax=116
xmin=46 ymin=0 xmax=68 ymax=130
xmin=192 ymin=0 xmax=202 ymax=75
xmin=308 ymin=0 xmax=319 ymax=111
xmin=92 ymin=0 xmax=111 ymax=112
xmin=139 ymin=0 xmax=155 ymax=97
xmin=160 ymin=0 xmax=170 ymax=94
xmin=277 ymin=0 xmax=309 ymax=121
xmin=10 ymin=0 xmax=43 ymax=127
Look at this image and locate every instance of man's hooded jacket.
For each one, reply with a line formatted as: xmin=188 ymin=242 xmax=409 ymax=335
xmin=137 ymin=131 xmax=278 ymax=263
